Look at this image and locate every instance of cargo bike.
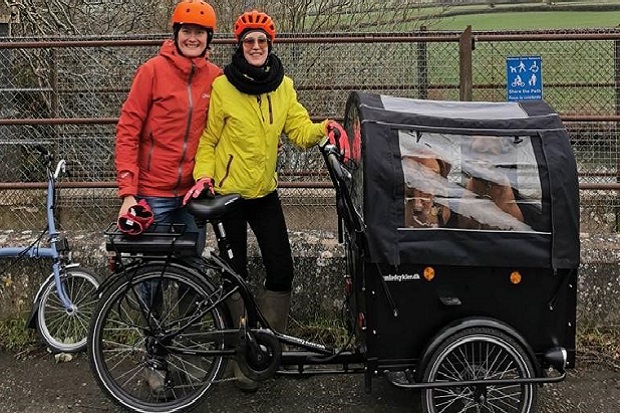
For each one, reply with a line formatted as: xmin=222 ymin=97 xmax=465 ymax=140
xmin=87 ymin=92 xmax=579 ymax=413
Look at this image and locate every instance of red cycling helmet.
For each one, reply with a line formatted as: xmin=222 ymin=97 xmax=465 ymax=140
xmin=233 ymin=10 xmax=276 ymax=42
xmin=171 ymin=0 xmax=217 ymax=30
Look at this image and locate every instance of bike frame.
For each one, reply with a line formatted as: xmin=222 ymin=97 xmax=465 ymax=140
xmin=0 ymin=156 xmax=73 ymax=310
xmin=106 ymin=217 xmax=366 ymax=371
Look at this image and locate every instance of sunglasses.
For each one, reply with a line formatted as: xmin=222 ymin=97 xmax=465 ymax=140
xmin=242 ymin=37 xmax=268 ymax=47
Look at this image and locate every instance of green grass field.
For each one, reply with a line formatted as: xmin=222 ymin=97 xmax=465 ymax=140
xmin=377 ymin=6 xmax=620 ymax=114
xmin=431 ymin=11 xmax=620 ymax=30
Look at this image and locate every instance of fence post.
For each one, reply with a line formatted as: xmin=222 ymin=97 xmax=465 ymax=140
xmin=417 ymin=26 xmax=428 ymax=100
xmin=459 ymin=25 xmax=473 ymax=101
xmin=0 ymin=21 xmax=18 ymax=167
xmin=614 ymin=40 xmax=620 ymax=231
xmin=49 ymin=47 xmax=63 ymax=226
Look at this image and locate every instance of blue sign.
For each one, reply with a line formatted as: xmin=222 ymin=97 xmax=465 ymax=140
xmin=506 ymin=56 xmax=542 ymax=101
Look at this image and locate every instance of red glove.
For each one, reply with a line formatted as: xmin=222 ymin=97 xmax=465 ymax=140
xmin=326 ymin=121 xmax=351 ymax=163
xmin=183 ymin=177 xmax=215 ymax=205
xmin=117 ymin=199 xmax=154 ymax=236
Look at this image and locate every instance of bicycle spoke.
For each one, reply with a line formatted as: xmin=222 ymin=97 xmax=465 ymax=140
xmin=89 ymin=267 xmax=229 ymax=412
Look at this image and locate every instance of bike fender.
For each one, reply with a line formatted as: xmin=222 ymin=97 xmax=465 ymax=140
xmin=414 ymin=316 xmax=542 ymax=382
xmin=26 ymin=263 xmax=84 ymax=329
xmin=96 ymin=259 xmax=217 ymax=298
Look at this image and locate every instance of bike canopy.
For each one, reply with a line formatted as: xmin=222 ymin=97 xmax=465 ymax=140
xmin=342 ymin=92 xmax=579 ymax=270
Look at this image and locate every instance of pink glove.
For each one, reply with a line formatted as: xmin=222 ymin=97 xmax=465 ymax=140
xmin=326 ymin=121 xmax=351 ymax=163
xmin=183 ymin=177 xmax=215 ymax=205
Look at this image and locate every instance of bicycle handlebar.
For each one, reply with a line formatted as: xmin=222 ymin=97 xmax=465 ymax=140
xmin=323 ymin=125 xmax=352 ymax=181
xmin=325 ymin=145 xmax=351 ymax=183
xmin=319 ymin=136 xmax=363 ymax=236
xmin=53 ymin=160 xmax=66 ymax=180
xmin=34 ymin=145 xmax=52 ymax=164
xmin=33 ymin=145 xmax=67 ymax=181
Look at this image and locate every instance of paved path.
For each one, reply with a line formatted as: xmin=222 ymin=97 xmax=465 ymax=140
xmin=0 ymin=350 xmax=618 ymax=412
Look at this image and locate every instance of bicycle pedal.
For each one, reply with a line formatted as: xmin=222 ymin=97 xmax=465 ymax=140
xmin=237 ymin=320 xmax=256 ymax=347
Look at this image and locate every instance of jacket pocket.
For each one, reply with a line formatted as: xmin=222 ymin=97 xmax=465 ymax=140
xmin=218 ymin=154 xmax=233 ymax=188
xmin=145 ymin=132 xmax=155 ymax=172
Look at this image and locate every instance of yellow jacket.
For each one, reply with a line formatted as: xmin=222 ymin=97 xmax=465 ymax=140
xmin=194 ymin=75 xmax=328 ymax=199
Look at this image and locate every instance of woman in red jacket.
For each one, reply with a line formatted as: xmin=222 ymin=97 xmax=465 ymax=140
xmin=113 ymin=0 xmax=221 ymax=398
xmin=115 ymin=0 xmax=222 ymax=245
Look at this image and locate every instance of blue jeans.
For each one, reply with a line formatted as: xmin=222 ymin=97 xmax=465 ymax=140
xmin=139 ymin=195 xmax=206 ymax=255
xmin=137 ymin=196 xmax=205 ymax=321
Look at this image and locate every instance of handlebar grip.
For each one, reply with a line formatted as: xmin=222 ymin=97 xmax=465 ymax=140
xmin=53 ymin=160 xmax=67 ymax=180
xmin=34 ymin=145 xmax=50 ymax=157
xmin=327 ymin=151 xmax=350 ymax=183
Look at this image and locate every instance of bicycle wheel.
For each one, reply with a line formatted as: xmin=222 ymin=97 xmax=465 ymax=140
xmin=421 ymin=327 xmax=537 ymax=413
xmin=88 ymin=264 xmax=229 ymax=413
xmin=37 ymin=266 xmax=101 ymax=353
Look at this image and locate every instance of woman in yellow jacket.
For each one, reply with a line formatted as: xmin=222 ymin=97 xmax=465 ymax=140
xmin=185 ymin=9 xmax=349 ymax=392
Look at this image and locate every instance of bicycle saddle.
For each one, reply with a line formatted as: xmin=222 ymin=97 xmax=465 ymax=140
xmin=187 ymin=193 xmax=242 ymax=221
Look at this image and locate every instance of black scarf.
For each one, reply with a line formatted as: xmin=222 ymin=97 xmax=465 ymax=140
xmin=224 ymin=49 xmax=284 ymax=95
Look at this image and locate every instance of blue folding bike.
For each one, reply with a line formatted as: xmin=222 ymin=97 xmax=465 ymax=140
xmin=0 ymin=145 xmax=100 ymax=353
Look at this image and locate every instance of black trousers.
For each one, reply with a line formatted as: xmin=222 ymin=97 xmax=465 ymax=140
xmin=221 ymin=190 xmax=294 ymax=292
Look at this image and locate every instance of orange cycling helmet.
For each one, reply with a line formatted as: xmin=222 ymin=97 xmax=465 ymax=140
xmin=233 ymin=10 xmax=276 ymax=41
xmin=171 ymin=0 xmax=216 ymax=30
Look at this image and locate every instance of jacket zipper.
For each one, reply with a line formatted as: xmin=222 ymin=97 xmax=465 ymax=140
xmin=146 ymin=132 xmax=155 ymax=171
xmin=256 ymin=96 xmax=265 ymax=122
xmin=219 ymin=154 xmax=234 ymax=187
xmin=174 ymin=63 xmax=195 ymax=196
xmin=267 ymin=94 xmax=273 ymax=124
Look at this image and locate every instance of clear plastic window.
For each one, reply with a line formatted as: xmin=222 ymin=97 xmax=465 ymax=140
xmin=399 ymin=131 xmax=544 ymax=232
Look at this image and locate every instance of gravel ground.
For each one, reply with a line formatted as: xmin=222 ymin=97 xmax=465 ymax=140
xmin=0 ymin=349 xmax=619 ymax=413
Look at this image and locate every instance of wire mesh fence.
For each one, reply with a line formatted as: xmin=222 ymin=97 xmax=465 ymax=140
xmin=1 ymin=29 xmax=620 ymax=233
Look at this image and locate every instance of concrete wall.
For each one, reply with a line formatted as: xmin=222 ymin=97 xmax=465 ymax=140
xmin=1 ymin=229 xmax=618 ymax=329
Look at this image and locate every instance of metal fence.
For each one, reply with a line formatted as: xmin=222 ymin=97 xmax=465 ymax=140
xmin=1 ymin=28 xmax=619 ymax=233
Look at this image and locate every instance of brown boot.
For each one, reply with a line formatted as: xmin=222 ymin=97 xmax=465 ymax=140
xmin=261 ymin=290 xmax=292 ymax=370
xmin=260 ymin=290 xmax=292 ymax=334
xmin=226 ymin=293 xmax=259 ymax=393
xmin=226 ymin=292 xmax=245 ymax=328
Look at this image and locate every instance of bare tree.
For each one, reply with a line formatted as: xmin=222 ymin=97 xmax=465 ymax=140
xmin=266 ymin=0 xmax=450 ymax=33
xmin=4 ymin=0 xmax=452 ymax=38
xmin=5 ymin=0 xmax=172 ymax=37
xmin=211 ymin=0 xmax=451 ymax=35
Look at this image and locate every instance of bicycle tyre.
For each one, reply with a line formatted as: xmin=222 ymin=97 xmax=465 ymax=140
xmin=37 ymin=266 xmax=101 ymax=353
xmin=421 ymin=326 xmax=537 ymax=413
xmin=88 ymin=263 xmax=229 ymax=413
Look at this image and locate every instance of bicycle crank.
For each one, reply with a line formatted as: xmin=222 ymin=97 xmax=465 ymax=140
xmin=236 ymin=321 xmax=281 ymax=381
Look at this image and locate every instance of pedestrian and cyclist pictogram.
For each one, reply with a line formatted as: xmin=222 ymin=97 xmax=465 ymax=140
xmin=506 ymin=56 xmax=543 ymax=101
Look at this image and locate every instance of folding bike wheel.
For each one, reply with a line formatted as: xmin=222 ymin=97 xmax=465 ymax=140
xmin=88 ymin=264 xmax=229 ymax=413
xmin=421 ymin=327 xmax=537 ymax=413
xmin=37 ymin=267 xmax=101 ymax=353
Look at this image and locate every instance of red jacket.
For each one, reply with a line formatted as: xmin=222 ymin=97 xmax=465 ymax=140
xmin=115 ymin=39 xmax=222 ymax=198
